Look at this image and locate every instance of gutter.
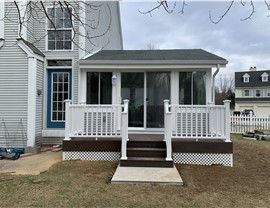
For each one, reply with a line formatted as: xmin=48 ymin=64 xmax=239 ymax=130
xmin=212 ymin=64 xmax=220 ymax=104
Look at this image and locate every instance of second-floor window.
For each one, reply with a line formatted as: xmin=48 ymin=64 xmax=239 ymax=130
xmin=256 ymin=89 xmax=261 ymax=97
xmin=243 ymin=89 xmax=250 ymax=97
xmin=47 ymin=7 xmax=72 ymax=50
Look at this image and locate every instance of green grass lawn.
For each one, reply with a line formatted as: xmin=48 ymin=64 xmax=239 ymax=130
xmin=0 ymin=135 xmax=270 ymax=208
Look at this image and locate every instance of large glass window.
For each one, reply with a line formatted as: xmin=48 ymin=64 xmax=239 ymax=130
xmin=47 ymin=8 xmax=72 ymax=50
xmin=179 ymin=72 xmax=206 ymax=105
xmin=86 ymin=72 xmax=112 ymax=104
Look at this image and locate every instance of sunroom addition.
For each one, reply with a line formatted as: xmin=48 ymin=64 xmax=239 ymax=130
xmin=63 ymin=49 xmax=232 ymax=167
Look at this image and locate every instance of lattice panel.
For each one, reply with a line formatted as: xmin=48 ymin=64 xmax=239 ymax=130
xmin=84 ymin=111 xmax=115 ymax=135
xmin=63 ymin=151 xmax=120 ymax=161
xmin=173 ymin=153 xmax=233 ymax=167
xmin=175 ymin=112 xmax=209 ymax=137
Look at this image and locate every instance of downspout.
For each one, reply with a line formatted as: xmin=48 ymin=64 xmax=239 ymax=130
xmin=212 ymin=64 xmax=220 ymax=104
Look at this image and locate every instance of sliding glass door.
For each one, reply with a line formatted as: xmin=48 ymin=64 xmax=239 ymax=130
xmin=121 ymin=72 xmax=170 ymax=129
xmin=121 ymin=73 xmax=144 ymax=127
xmin=146 ymin=72 xmax=170 ymax=128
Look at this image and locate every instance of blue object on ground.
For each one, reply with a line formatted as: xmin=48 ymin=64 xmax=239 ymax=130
xmin=0 ymin=147 xmax=20 ymax=160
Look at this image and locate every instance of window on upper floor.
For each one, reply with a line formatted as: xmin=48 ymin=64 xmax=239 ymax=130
xmin=243 ymin=73 xmax=250 ymax=83
xmin=47 ymin=7 xmax=72 ymax=50
xmin=261 ymin=72 xmax=269 ymax=82
xmin=255 ymin=89 xmax=262 ymax=97
xmin=243 ymin=89 xmax=250 ymax=97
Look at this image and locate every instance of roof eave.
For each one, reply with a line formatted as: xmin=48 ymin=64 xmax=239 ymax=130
xmin=79 ymin=59 xmax=228 ymax=67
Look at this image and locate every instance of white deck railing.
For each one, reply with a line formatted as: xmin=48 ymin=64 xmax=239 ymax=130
xmin=164 ymin=100 xmax=231 ymax=159
xmin=231 ymin=114 xmax=270 ymax=134
xmin=64 ymin=100 xmax=129 ymax=138
xmin=64 ymin=100 xmax=129 ymax=159
xmin=164 ymin=100 xmax=231 ymax=140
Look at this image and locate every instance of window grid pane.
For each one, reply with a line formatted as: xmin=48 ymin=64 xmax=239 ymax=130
xmin=47 ymin=7 xmax=72 ymax=50
xmin=51 ymin=72 xmax=69 ymax=122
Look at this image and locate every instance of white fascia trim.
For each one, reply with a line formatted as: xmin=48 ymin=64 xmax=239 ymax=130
xmin=27 ymin=57 xmax=37 ymax=147
xmin=81 ymin=48 xmax=101 ymax=60
xmin=0 ymin=0 xmax=4 ymax=41
xmin=117 ymin=1 xmax=124 ymax=50
xmin=79 ymin=64 xmax=223 ymax=70
xmin=17 ymin=40 xmax=44 ymax=62
xmin=79 ymin=60 xmax=228 ymax=66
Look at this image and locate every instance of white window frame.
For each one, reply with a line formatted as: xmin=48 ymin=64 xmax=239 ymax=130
xmin=45 ymin=6 xmax=74 ymax=51
xmin=243 ymin=89 xmax=250 ymax=97
xmin=267 ymin=89 xmax=270 ymax=97
xmin=261 ymin=72 xmax=269 ymax=82
xmin=255 ymin=89 xmax=262 ymax=97
xmin=243 ymin=73 xmax=250 ymax=83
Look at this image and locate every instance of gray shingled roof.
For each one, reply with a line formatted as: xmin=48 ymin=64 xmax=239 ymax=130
xmin=82 ymin=49 xmax=227 ymax=64
xmin=18 ymin=38 xmax=45 ymax=57
xmin=235 ymin=70 xmax=270 ymax=87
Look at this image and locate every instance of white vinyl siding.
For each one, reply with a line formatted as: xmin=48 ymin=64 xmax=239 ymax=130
xmin=84 ymin=1 xmax=123 ymax=57
xmin=35 ymin=60 xmax=44 ymax=146
xmin=0 ymin=3 xmax=28 ymax=147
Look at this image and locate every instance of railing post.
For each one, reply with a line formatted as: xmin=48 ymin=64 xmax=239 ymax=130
xmin=223 ymin=100 xmax=231 ymax=142
xmin=164 ymin=100 xmax=172 ymax=161
xmin=64 ymin=100 xmax=72 ymax=140
xmin=121 ymin=100 xmax=129 ymax=160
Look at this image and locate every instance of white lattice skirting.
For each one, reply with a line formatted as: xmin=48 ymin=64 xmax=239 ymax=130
xmin=173 ymin=153 xmax=233 ymax=167
xmin=63 ymin=151 xmax=120 ymax=161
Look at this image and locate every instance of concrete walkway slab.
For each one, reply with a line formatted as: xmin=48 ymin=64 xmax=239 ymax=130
xmin=111 ymin=165 xmax=183 ymax=186
xmin=0 ymin=151 xmax=62 ymax=175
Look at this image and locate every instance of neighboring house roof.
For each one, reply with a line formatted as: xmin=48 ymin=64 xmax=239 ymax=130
xmin=17 ymin=38 xmax=45 ymax=57
xmin=235 ymin=70 xmax=270 ymax=87
xmin=80 ymin=49 xmax=228 ymax=66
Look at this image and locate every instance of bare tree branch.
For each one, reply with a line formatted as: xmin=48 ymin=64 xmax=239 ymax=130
xmin=14 ymin=1 xmax=22 ymax=39
xmin=240 ymin=0 xmax=247 ymax=6
xmin=40 ymin=1 xmax=56 ymax=29
xmin=240 ymin=0 xmax=255 ymax=21
xmin=209 ymin=1 xmax=234 ymax=24
xmin=264 ymin=1 xmax=270 ymax=17
xmin=179 ymin=0 xmax=187 ymax=14
xmin=139 ymin=0 xmax=176 ymax=17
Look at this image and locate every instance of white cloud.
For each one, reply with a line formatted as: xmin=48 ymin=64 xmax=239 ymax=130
xmin=120 ymin=1 xmax=270 ymax=75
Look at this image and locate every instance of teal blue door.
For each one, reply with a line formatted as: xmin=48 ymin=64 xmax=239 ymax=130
xmin=47 ymin=69 xmax=72 ymax=128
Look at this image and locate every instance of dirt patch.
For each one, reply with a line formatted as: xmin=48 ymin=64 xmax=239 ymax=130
xmin=0 ymin=151 xmax=62 ymax=175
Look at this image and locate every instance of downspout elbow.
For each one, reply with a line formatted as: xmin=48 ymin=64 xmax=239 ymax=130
xmin=212 ymin=64 xmax=220 ymax=104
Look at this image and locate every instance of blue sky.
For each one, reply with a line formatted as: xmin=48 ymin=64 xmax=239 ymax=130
xmin=120 ymin=1 xmax=270 ymax=77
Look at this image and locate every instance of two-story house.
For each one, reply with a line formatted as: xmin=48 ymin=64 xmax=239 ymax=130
xmin=0 ymin=1 xmax=123 ymax=150
xmin=235 ymin=67 xmax=270 ymax=116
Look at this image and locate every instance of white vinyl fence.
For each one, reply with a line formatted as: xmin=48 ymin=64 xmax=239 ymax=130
xmin=230 ymin=114 xmax=270 ymax=133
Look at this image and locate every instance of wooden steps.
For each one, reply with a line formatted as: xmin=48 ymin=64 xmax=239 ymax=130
xmin=120 ymin=139 xmax=173 ymax=168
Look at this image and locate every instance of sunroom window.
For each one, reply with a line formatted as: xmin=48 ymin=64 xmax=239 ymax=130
xmin=179 ymin=72 xmax=206 ymax=105
xmin=47 ymin=7 xmax=72 ymax=50
xmin=86 ymin=72 xmax=112 ymax=104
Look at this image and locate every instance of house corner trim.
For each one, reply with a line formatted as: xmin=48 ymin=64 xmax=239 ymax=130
xmin=27 ymin=57 xmax=37 ymax=147
xmin=17 ymin=39 xmax=43 ymax=147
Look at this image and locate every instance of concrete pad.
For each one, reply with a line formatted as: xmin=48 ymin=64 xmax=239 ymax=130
xmin=111 ymin=165 xmax=183 ymax=186
xmin=0 ymin=151 xmax=62 ymax=175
